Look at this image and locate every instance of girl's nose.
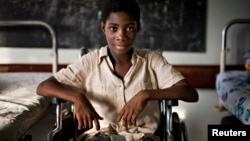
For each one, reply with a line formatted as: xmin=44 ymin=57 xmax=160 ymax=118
xmin=116 ymin=30 xmax=127 ymax=40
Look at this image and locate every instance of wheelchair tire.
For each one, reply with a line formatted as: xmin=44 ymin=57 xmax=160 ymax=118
xmin=180 ymin=121 xmax=188 ymax=141
xmin=172 ymin=112 xmax=189 ymax=141
xmin=172 ymin=112 xmax=182 ymax=141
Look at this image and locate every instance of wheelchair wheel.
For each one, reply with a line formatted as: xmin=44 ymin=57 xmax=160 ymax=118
xmin=172 ymin=112 xmax=188 ymax=141
xmin=180 ymin=121 xmax=188 ymax=141
xmin=172 ymin=112 xmax=182 ymax=141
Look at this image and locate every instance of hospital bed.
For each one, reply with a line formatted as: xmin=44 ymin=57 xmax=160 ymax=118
xmin=215 ymin=19 xmax=250 ymax=125
xmin=0 ymin=20 xmax=58 ymax=141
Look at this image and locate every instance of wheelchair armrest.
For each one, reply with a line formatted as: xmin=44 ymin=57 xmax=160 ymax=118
xmin=165 ymin=99 xmax=178 ymax=107
xmin=51 ymin=97 xmax=67 ymax=104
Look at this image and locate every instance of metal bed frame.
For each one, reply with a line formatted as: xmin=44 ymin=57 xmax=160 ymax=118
xmin=215 ymin=19 xmax=250 ymax=111
xmin=0 ymin=20 xmax=58 ymax=141
xmin=0 ymin=20 xmax=58 ymax=73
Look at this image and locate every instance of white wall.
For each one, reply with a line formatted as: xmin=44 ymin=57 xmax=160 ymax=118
xmin=1 ymin=0 xmax=250 ymax=141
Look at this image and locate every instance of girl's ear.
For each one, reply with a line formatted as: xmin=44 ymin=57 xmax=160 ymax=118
xmin=101 ymin=22 xmax=105 ymax=32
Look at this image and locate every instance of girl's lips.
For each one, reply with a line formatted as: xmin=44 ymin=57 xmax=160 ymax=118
xmin=116 ymin=45 xmax=126 ymax=49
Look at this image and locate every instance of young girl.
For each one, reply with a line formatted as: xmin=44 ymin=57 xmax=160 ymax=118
xmin=37 ymin=0 xmax=198 ymax=140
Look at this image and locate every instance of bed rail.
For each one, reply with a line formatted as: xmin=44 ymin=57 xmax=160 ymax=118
xmin=0 ymin=20 xmax=58 ymax=73
xmin=0 ymin=20 xmax=58 ymax=140
xmin=216 ymin=19 xmax=250 ymax=112
xmin=220 ymin=19 xmax=250 ymax=73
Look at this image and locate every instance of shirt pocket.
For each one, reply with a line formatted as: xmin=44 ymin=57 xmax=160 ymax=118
xmin=89 ymin=83 xmax=117 ymax=106
xmin=138 ymin=80 xmax=153 ymax=89
xmin=134 ymin=79 xmax=153 ymax=92
xmin=89 ymin=83 xmax=106 ymax=98
xmin=126 ymin=80 xmax=153 ymax=101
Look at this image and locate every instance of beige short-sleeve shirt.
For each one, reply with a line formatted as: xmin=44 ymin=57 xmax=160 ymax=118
xmin=54 ymin=46 xmax=184 ymax=141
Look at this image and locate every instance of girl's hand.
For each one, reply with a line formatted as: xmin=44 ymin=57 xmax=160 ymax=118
xmin=116 ymin=90 xmax=149 ymax=127
xmin=74 ymin=94 xmax=103 ymax=130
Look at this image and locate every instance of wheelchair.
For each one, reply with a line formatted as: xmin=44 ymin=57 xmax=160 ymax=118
xmin=46 ymin=48 xmax=188 ymax=141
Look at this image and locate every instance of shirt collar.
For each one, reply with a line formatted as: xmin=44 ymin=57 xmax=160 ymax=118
xmin=98 ymin=45 xmax=145 ymax=64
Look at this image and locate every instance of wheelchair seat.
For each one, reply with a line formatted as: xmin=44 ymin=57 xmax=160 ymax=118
xmin=47 ymin=48 xmax=188 ymax=141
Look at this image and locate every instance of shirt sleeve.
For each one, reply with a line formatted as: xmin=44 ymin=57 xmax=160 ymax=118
xmin=149 ymin=51 xmax=184 ymax=89
xmin=53 ymin=54 xmax=91 ymax=90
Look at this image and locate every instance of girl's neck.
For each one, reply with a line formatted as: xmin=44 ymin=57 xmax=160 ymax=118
xmin=108 ymin=48 xmax=133 ymax=65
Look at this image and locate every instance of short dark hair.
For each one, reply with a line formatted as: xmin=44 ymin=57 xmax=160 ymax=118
xmin=101 ymin=0 xmax=141 ymax=29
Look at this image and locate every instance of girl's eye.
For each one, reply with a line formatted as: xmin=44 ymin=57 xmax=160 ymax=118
xmin=127 ymin=26 xmax=135 ymax=32
xmin=109 ymin=26 xmax=117 ymax=32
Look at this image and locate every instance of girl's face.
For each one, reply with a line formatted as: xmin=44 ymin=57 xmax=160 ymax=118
xmin=101 ymin=11 xmax=139 ymax=55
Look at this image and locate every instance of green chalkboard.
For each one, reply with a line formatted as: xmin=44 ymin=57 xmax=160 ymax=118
xmin=0 ymin=0 xmax=206 ymax=52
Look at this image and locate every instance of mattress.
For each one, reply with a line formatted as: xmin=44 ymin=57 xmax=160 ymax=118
xmin=0 ymin=72 xmax=52 ymax=141
xmin=216 ymin=70 xmax=250 ymax=125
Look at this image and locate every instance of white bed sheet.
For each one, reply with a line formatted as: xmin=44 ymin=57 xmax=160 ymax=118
xmin=0 ymin=72 xmax=51 ymax=141
xmin=216 ymin=70 xmax=250 ymax=125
